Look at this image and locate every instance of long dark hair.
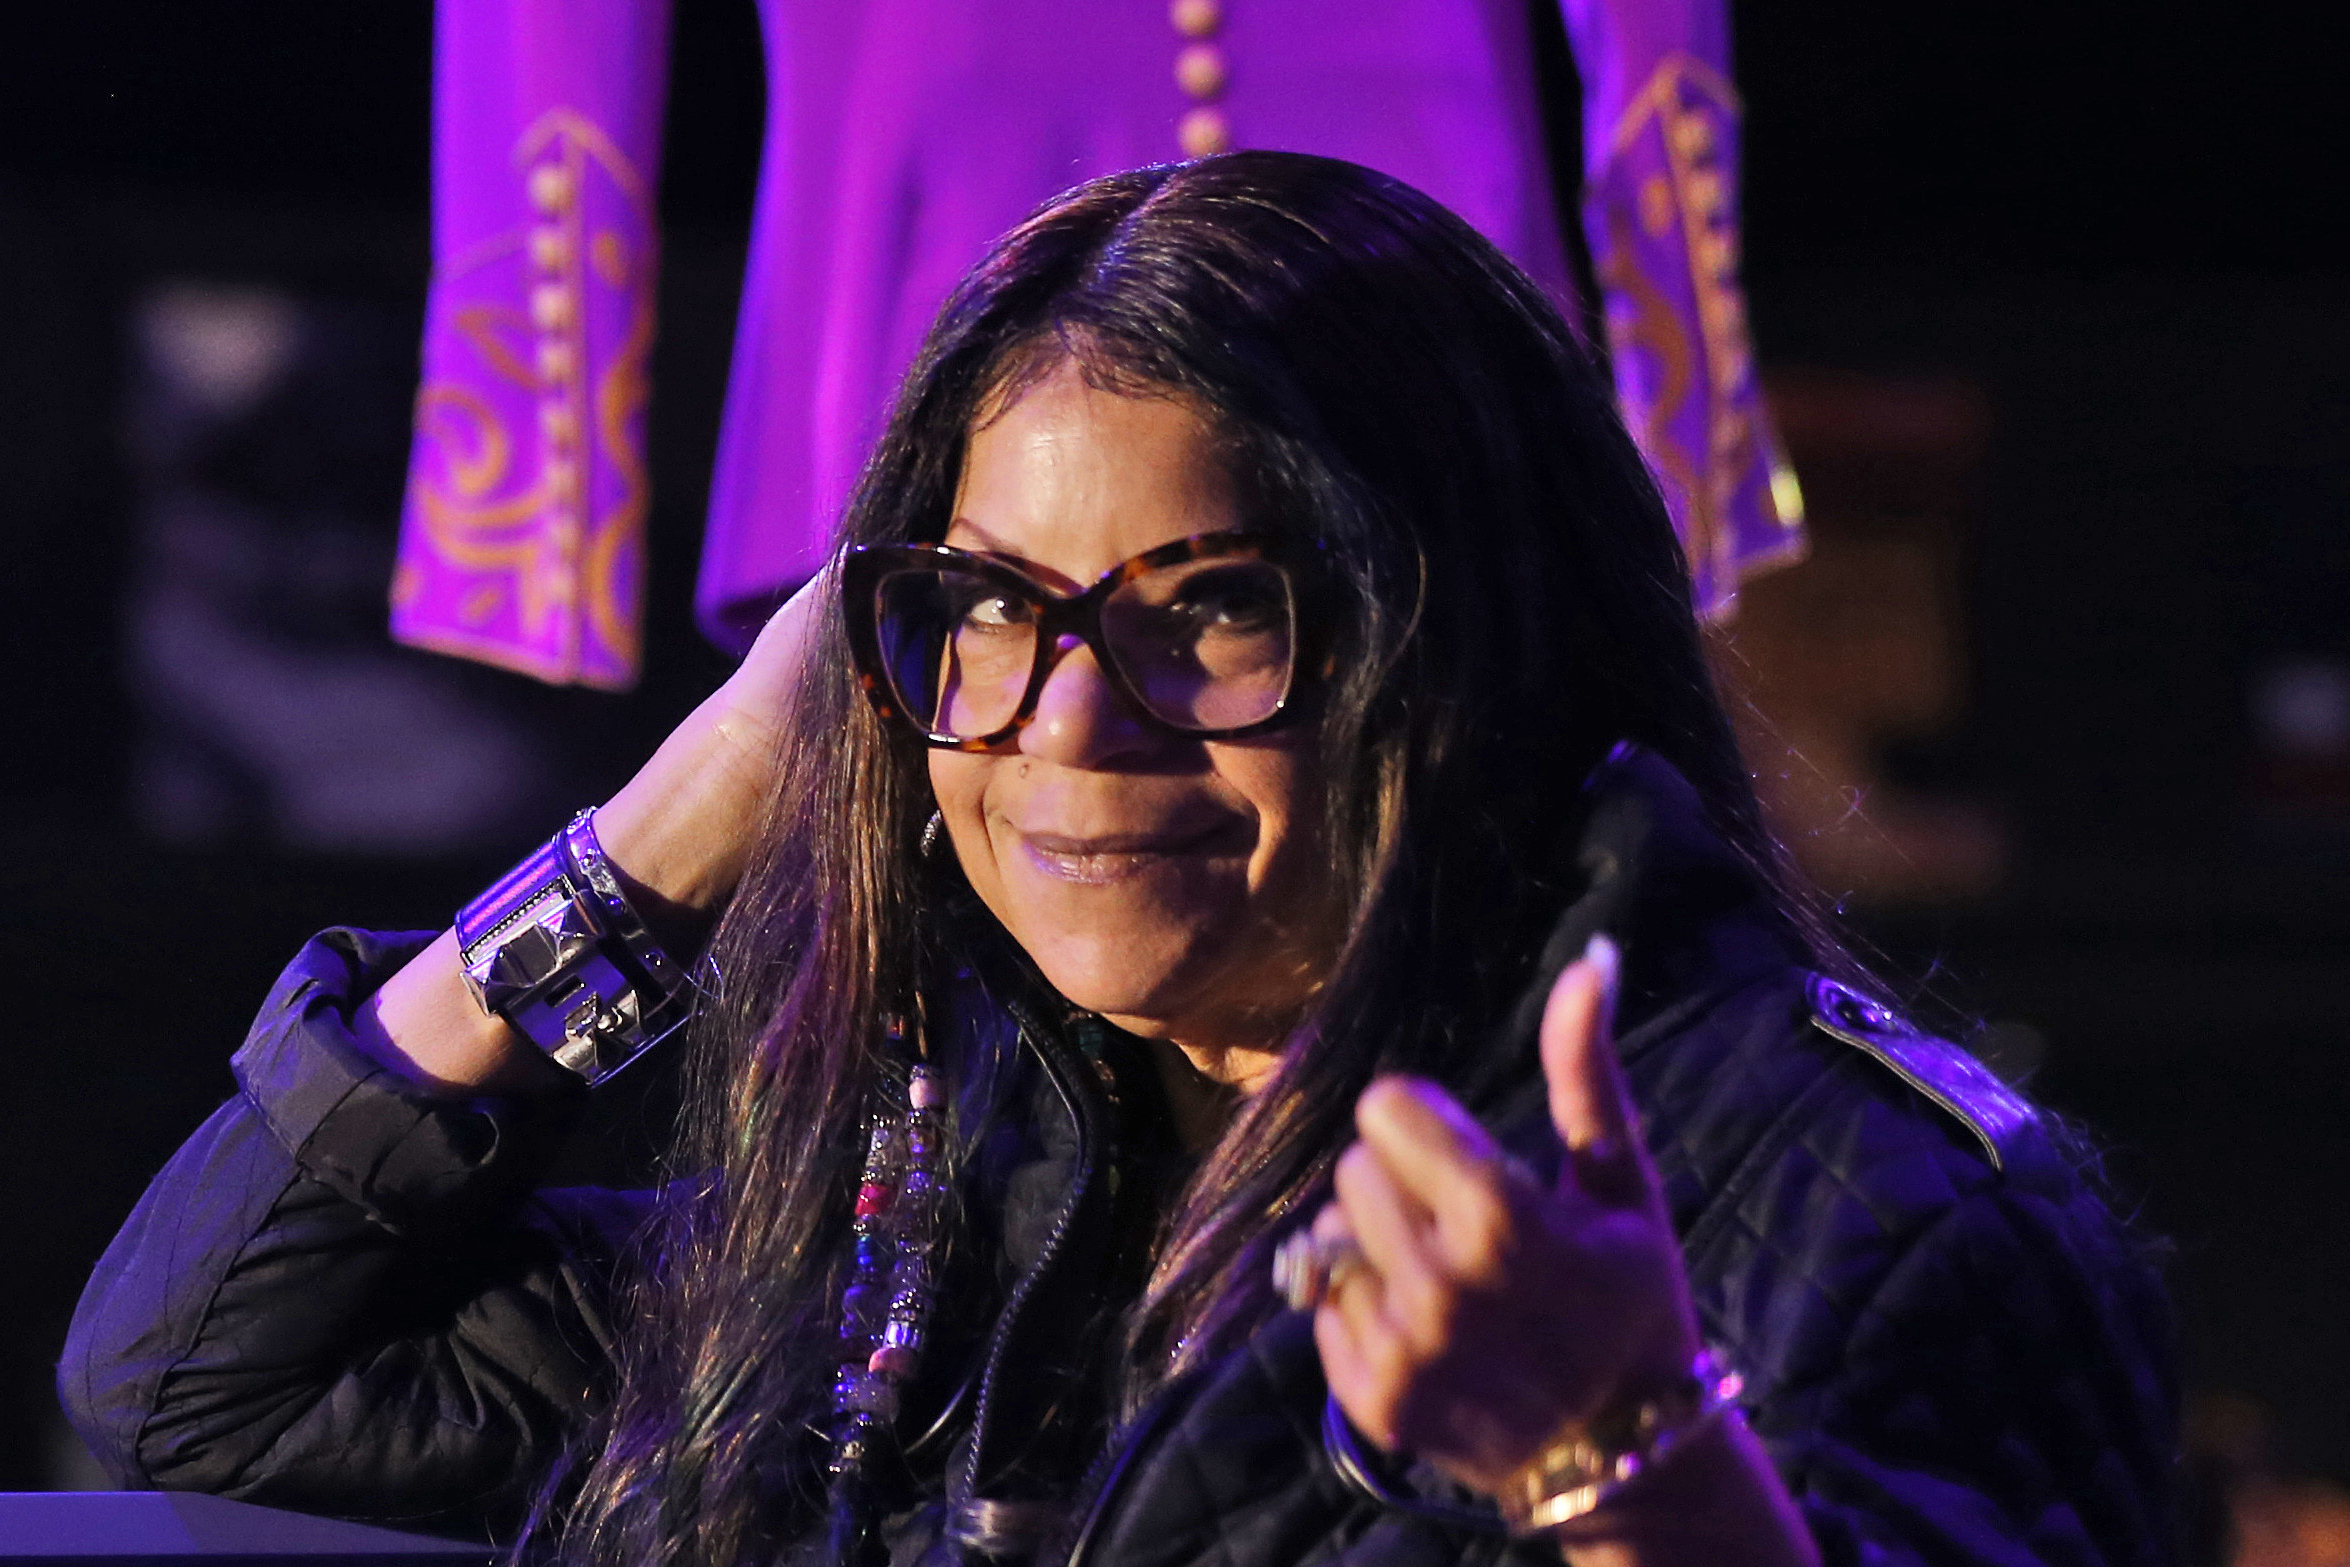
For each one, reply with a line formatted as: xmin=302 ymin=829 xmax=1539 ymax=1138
xmin=545 ymin=151 xmax=1789 ymax=1566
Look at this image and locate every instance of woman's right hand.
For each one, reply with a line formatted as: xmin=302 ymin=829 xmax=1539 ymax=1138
xmin=353 ymin=575 xmax=828 ymax=1096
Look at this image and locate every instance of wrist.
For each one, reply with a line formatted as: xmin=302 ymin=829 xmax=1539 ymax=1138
xmin=455 ymin=810 xmax=697 ymax=1086
xmin=1544 ymin=1409 xmax=1819 ymax=1567
xmin=592 ymin=689 xmax=779 ymax=917
xmin=593 ymin=759 xmax=758 ymax=917
xmin=1497 ymin=1348 xmax=1744 ymax=1537
xmin=359 ymin=929 xmax=567 ymax=1097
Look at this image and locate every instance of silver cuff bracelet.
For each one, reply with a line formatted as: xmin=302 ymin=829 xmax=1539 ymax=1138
xmin=455 ymin=810 xmax=692 ymax=1085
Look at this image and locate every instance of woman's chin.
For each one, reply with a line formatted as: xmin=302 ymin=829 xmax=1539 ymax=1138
xmin=1017 ymin=932 xmax=1213 ymax=1039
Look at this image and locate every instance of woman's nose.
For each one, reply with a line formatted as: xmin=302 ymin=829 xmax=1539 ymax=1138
xmin=1018 ymin=636 xmax=1162 ymax=768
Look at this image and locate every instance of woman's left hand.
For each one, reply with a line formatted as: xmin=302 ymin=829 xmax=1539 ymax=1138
xmin=1311 ymin=936 xmax=1700 ymax=1497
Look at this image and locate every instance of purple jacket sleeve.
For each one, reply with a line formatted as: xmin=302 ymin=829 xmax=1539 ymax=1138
xmin=389 ymin=0 xmax=673 ymax=690
xmin=1557 ymin=0 xmax=1806 ymax=614
xmin=58 ymin=929 xmax=653 ymax=1538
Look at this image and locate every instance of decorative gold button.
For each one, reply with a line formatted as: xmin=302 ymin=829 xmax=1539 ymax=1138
xmin=529 ymin=224 xmax=569 ymax=272
xmin=527 ymin=163 xmax=572 ymax=215
xmin=1177 ymin=105 xmax=1230 ymax=157
xmin=1170 ymin=0 xmax=1220 ymax=38
xmin=529 ymin=282 xmax=571 ymax=331
xmin=1174 ymin=43 xmax=1226 ymax=100
xmin=538 ymin=399 xmax=577 ymax=446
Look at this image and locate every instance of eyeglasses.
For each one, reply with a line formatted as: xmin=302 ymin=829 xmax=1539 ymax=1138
xmin=842 ymin=531 xmax=1306 ymax=749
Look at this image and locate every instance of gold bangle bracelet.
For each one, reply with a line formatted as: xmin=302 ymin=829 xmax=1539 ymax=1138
xmin=1497 ymin=1349 xmax=1745 ymax=1535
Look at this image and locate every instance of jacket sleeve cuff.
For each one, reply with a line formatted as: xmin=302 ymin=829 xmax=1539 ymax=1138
xmin=230 ymin=927 xmax=585 ymax=1235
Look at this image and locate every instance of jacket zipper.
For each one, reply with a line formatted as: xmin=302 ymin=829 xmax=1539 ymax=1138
xmin=955 ymin=1003 xmax=1105 ymax=1511
xmin=1053 ymin=1377 xmax=1188 ymax=1567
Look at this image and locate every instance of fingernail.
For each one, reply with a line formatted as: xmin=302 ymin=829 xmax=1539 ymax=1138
xmin=1581 ymin=932 xmax=1621 ymax=993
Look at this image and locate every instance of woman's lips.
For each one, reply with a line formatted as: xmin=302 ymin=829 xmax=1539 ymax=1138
xmin=1015 ymin=824 xmax=1237 ymax=884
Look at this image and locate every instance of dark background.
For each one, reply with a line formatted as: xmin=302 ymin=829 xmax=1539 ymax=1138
xmin=2 ymin=0 xmax=2345 ymax=1541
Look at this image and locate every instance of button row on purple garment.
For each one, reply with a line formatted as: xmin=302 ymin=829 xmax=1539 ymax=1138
xmin=526 ymin=156 xmax=584 ymax=619
xmin=1171 ymin=0 xmax=1229 ymax=156
xmin=389 ymin=0 xmax=1797 ymax=680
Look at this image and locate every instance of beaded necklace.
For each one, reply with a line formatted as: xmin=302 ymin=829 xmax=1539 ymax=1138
xmin=821 ymin=1025 xmax=949 ymax=1565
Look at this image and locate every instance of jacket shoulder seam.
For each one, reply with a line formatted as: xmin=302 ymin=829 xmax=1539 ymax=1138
xmin=1804 ymin=974 xmax=2038 ymax=1175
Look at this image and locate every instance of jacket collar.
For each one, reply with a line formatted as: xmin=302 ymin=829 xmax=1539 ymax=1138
xmin=1470 ymin=741 xmax=1807 ymax=1121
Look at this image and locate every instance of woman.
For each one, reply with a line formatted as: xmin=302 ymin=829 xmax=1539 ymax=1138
xmin=64 ymin=153 xmax=2173 ymax=1567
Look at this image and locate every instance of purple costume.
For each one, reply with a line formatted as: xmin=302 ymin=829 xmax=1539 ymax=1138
xmin=392 ymin=0 xmax=1800 ymax=685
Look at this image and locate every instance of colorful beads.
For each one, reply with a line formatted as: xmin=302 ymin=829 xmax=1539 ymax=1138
xmin=867 ymin=1344 xmax=919 ymax=1379
xmin=828 ymin=1047 xmax=951 ymax=1487
xmin=840 ymin=1284 xmax=883 ymax=1335
xmin=838 ymin=1369 xmax=901 ymax=1417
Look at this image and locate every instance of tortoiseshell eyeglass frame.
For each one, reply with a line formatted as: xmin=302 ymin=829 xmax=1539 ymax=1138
xmin=841 ymin=529 xmax=1315 ymax=751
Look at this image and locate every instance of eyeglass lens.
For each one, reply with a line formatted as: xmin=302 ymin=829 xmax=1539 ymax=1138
xmin=871 ymin=556 xmax=1295 ymax=738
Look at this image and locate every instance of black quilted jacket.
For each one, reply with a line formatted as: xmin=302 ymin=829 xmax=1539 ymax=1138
xmin=61 ymin=750 xmax=2177 ymax=1567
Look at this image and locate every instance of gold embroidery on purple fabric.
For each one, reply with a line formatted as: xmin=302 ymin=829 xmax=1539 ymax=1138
xmin=451 ymin=304 xmax=539 ymax=391
xmin=1597 ymin=207 xmax=1703 ymax=567
xmin=399 ymin=108 xmax=656 ymax=688
xmin=1594 ymin=55 xmax=1804 ymax=616
xmin=587 ymin=255 xmax=653 ymax=672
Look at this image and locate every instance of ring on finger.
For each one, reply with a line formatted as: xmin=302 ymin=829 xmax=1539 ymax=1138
xmin=1273 ymin=1227 xmax=1370 ymax=1312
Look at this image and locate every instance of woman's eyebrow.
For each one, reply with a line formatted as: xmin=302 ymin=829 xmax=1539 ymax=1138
xmin=941 ymin=516 xmax=1020 ymax=556
xmin=940 ymin=518 xmax=1089 ymax=593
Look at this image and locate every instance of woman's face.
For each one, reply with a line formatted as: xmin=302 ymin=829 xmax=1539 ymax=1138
xmin=928 ymin=362 xmax=1328 ymax=1068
